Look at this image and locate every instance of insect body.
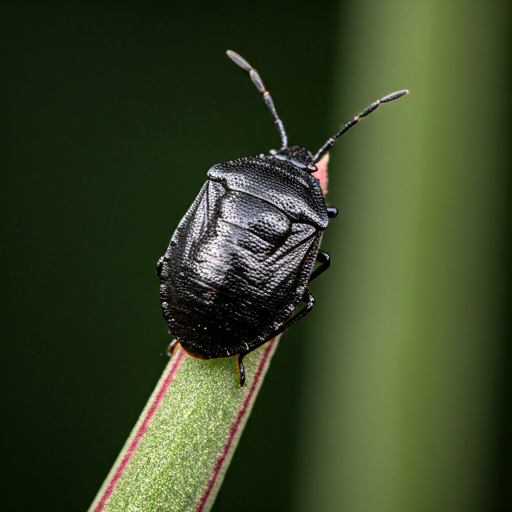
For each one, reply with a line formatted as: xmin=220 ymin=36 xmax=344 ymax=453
xmin=157 ymin=50 xmax=408 ymax=386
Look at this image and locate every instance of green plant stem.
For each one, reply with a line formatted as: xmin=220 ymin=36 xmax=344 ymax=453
xmin=88 ymin=336 xmax=280 ymax=512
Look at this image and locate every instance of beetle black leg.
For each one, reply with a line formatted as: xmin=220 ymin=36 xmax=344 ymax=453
xmin=237 ymin=354 xmax=246 ymax=387
xmin=235 ymin=288 xmax=316 ymax=367
xmin=327 ymin=207 xmax=338 ymax=218
xmin=269 ymin=288 xmax=316 ymax=339
xmin=309 ymin=250 xmax=331 ymax=283
xmin=156 ymin=256 xmax=165 ymax=278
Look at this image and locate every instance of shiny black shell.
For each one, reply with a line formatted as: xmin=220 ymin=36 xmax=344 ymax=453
xmin=157 ymin=146 xmax=329 ymax=360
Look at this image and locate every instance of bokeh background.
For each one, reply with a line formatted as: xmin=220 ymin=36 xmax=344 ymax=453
xmin=2 ymin=1 xmax=511 ymax=511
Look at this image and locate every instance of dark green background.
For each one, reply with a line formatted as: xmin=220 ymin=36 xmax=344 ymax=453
xmin=2 ymin=2 xmax=511 ymax=512
xmin=2 ymin=1 xmax=337 ymax=510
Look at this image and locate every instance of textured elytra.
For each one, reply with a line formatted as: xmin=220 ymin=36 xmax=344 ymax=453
xmin=158 ymin=146 xmax=330 ymax=361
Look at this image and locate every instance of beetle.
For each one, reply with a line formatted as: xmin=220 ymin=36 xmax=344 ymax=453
xmin=157 ymin=50 xmax=408 ymax=386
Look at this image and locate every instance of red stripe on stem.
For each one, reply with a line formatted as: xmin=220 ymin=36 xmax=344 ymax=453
xmin=197 ymin=338 xmax=276 ymax=511
xmin=94 ymin=348 xmax=186 ymax=512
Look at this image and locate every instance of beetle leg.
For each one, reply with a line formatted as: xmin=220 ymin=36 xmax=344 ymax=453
xmin=237 ymin=354 xmax=246 ymax=387
xmin=327 ymin=207 xmax=338 ymax=219
xmin=309 ymin=251 xmax=331 ymax=283
xmin=156 ymin=256 xmax=165 ymax=278
xmin=270 ymin=288 xmax=316 ymax=339
xmin=245 ymin=290 xmax=315 ymax=374
xmin=167 ymin=339 xmax=181 ymax=356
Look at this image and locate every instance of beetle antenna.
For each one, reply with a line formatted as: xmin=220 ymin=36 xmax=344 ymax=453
xmin=227 ymin=50 xmax=288 ymax=149
xmin=313 ymin=90 xmax=409 ymax=163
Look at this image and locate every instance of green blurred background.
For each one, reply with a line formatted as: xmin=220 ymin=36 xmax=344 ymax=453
xmin=2 ymin=1 xmax=510 ymax=511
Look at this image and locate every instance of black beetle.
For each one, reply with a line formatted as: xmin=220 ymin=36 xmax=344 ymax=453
xmin=157 ymin=50 xmax=408 ymax=386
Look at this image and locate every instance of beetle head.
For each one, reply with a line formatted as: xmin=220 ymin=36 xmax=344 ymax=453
xmin=270 ymin=145 xmax=317 ymax=173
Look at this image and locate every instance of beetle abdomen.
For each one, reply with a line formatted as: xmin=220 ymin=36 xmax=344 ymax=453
xmin=159 ymin=179 xmax=322 ymax=359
